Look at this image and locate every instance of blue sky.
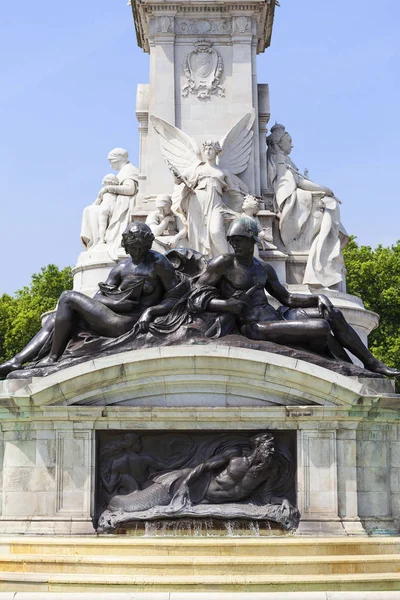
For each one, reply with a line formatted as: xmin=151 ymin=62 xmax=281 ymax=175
xmin=0 ymin=0 xmax=399 ymax=294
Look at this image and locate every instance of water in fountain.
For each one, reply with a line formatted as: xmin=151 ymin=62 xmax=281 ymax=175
xmin=126 ymin=518 xmax=285 ymax=537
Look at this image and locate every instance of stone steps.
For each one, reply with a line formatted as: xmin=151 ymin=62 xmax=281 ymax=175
xmin=1 ymin=536 xmax=399 ymax=557
xmin=0 ymin=553 xmax=400 ymax=577
xmin=0 ymin=536 xmax=399 ymax=592
xmin=1 ymin=571 xmax=400 ymax=593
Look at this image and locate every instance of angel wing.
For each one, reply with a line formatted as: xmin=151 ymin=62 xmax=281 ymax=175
xmin=150 ymin=115 xmax=202 ymax=176
xmin=218 ymin=109 xmax=255 ymax=175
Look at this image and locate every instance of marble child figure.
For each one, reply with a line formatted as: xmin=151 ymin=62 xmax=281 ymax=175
xmin=194 ymin=217 xmax=400 ymax=378
xmin=267 ymin=124 xmax=348 ymax=289
xmin=151 ymin=112 xmax=255 ymax=259
xmin=93 ymin=174 xmax=120 ymax=243
xmin=80 ymin=148 xmax=139 ymax=260
xmin=145 ymin=195 xmax=187 ymax=252
xmin=241 ymin=195 xmax=270 ymax=254
xmin=0 ymin=223 xmax=184 ymax=378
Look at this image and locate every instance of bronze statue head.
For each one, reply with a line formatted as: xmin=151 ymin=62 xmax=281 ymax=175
xmin=121 ymin=222 xmax=155 ymax=253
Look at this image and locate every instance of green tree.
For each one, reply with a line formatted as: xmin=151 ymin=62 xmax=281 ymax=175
xmin=343 ymin=238 xmax=400 ymax=371
xmin=0 ymin=265 xmax=72 ymax=363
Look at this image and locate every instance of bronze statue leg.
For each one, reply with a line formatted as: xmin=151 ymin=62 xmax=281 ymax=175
xmin=297 ymin=307 xmax=400 ymax=376
xmin=0 ymin=314 xmax=56 ymax=377
xmin=244 ymin=318 xmax=330 ymax=348
xmin=47 ymin=291 xmax=135 ymax=362
xmin=325 ymin=308 xmax=400 ymax=375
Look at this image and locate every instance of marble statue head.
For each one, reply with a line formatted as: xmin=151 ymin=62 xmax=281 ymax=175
xmin=267 ymin=123 xmax=293 ymax=155
xmin=107 ymin=148 xmax=129 ymax=171
xmin=242 ymin=195 xmax=260 ymax=215
xmin=155 ymin=194 xmax=172 ymax=210
xmin=102 ymin=173 xmax=119 ymax=186
xmin=202 ymin=140 xmax=222 ymax=161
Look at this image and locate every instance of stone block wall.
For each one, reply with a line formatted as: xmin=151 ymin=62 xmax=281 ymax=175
xmin=0 ymin=422 xmax=94 ymax=534
xmin=0 ymin=348 xmax=397 ymax=536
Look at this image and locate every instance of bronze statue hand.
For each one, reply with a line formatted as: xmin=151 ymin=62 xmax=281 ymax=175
xmin=136 ymin=309 xmax=154 ymax=333
xmin=225 ymin=298 xmax=247 ymax=314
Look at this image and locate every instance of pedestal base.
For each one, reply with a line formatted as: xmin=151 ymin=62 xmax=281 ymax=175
xmin=72 ymin=245 xmax=121 ymax=297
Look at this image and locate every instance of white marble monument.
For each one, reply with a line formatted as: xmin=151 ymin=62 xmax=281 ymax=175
xmin=70 ymin=0 xmax=377 ymax=355
xmin=0 ymin=0 xmax=397 ymax=560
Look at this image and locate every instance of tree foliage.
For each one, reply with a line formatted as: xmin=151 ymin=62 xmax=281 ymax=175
xmin=343 ymin=238 xmax=400 ymax=371
xmin=0 ymin=265 xmax=72 ymax=363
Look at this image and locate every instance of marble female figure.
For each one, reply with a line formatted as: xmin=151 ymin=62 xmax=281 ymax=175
xmin=145 ymin=194 xmax=187 ymax=252
xmin=0 ymin=223 xmax=181 ymax=378
xmin=151 ymin=112 xmax=255 ymax=259
xmin=171 ymin=140 xmax=233 ymax=257
xmin=267 ymin=124 xmax=348 ymax=289
xmin=80 ymin=148 xmax=139 ymax=260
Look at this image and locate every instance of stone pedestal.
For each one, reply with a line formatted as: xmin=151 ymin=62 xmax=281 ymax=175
xmin=130 ymin=0 xmax=276 ymax=206
xmin=73 ymin=246 xmax=116 ymax=298
xmin=0 ymin=347 xmax=398 ymax=536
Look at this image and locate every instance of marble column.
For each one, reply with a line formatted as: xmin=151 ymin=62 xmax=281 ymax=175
xmin=297 ymin=428 xmax=343 ymax=534
xmin=337 ymin=427 xmax=366 ymax=534
xmin=145 ymin=16 xmax=176 ymax=199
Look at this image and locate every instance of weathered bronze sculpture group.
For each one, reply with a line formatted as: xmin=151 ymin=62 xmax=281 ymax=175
xmin=0 ymin=218 xmax=398 ymax=380
xmin=1 ymin=219 xmax=397 ymax=532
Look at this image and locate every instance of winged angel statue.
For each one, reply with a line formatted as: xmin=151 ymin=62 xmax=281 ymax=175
xmin=151 ymin=111 xmax=255 ymax=258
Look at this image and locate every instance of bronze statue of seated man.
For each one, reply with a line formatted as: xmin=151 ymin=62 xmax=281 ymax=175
xmin=192 ymin=217 xmax=399 ymax=377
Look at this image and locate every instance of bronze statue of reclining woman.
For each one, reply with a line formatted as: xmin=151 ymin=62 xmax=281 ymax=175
xmin=0 ymin=222 xmax=188 ymax=378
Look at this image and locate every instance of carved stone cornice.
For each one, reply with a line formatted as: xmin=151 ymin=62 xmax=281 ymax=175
xmin=130 ymin=0 xmax=276 ymax=53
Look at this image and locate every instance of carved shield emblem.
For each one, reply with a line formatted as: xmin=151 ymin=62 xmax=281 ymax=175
xmin=182 ymin=39 xmax=225 ymax=100
xmin=190 ymin=50 xmax=215 ymax=78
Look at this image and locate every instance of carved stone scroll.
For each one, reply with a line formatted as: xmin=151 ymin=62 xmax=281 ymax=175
xmin=176 ymin=19 xmax=231 ymax=35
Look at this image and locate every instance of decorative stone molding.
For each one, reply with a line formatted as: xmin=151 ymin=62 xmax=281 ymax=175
xmin=232 ymin=16 xmax=252 ymax=33
xmin=182 ymin=39 xmax=225 ymax=100
xmin=131 ymin=1 xmax=277 ymax=53
xmin=298 ymin=430 xmax=338 ymax=518
xmin=176 ymin=19 xmax=231 ymax=35
xmin=155 ymin=15 xmax=174 ymax=34
xmin=55 ymin=430 xmax=91 ymax=516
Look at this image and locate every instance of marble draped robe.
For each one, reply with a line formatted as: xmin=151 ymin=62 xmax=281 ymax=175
xmin=171 ymin=162 xmax=246 ymax=259
xmin=273 ymin=161 xmax=347 ymax=289
xmin=81 ymin=162 xmax=139 ymax=260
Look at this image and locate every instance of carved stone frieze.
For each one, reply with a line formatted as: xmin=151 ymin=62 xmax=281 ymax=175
xmin=232 ymin=16 xmax=252 ymax=34
xmin=175 ymin=19 xmax=231 ymax=35
xmin=96 ymin=430 xmax=299 ymax=533
xmin=155 ymin=16 xmax=174 ymax=34
xmin=182 ymin=39 xmax=225 ymax=100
